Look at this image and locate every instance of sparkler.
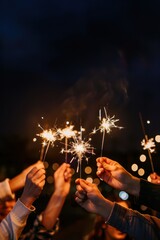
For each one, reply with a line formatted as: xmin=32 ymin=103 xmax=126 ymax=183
xmin=37 ymin=124 xmax=61 ymax=162
xmin=59 ymin=122 xmax=77 ymax=162
xmin=66 ymin=126 xmax=95 ymax=178
xmin=139 ymin=112 xmax=155 ymax=173
xmin=92 ymin=107 xmax=123 ymax=156
xmin=141 ymin=138 xmax=155 ymax=153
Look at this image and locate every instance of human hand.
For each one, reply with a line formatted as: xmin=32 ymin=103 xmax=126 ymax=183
xmin=54 ymin=163 xmax=72 ymax=197
xmin=150 ymin=172 xmax=160 ymax=184
xmin=9 ymin=160 xmax=43 ymax=192
xmin=20 ymin=162 xmax=46 ymax=208
xmin=96 ymin=157 xmax=140 ymax=196
xmin=75 ymin=178 xmax=108 ymax=217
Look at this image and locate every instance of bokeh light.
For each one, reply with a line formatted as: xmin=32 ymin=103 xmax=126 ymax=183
xmin=119 ymin=191 xmax=129 ymax=200
xmin=47 ymin=176 xmax=54 ymax=184
xmin=44 ymin=161 xmax=49 ymax=169
xmin=52 ymin=162 xmax=59 ymax=171
xmin=131 ymin=163 xmax=138 ymax=172
xmin=139 ymin=154 xmax=146 ymax=162
xmin=155 ymin=135 xmax=160 ymax=143
xmin=138 ymin=168 xmax=145 ymax=176
xmin=85 ymin=166 xmax=92 ymax=174
xmin=86 ymin=177 xmax=93 ymax=183
xmin=93 ymin=178 xmax=100 ymax=185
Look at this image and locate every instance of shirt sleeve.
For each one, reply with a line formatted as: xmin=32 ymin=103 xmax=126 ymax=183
xmin=19 ymin=214 xmax=59 ymax=240
xmin=138 ymin=178 xmax=160 ymax=211
xmin=0 ymin=199 xmax=35 ymax=240
xmin=0 ymin=179 xmax=15 ymax=200
xmin=106 ymin=202 xmax=160 ymax=240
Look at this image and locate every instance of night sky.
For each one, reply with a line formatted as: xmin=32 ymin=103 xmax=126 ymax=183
xmin=1 ymin=1 xmax=160 ymax=163
xmin=1 ymin=1 xmax=160 ymax=238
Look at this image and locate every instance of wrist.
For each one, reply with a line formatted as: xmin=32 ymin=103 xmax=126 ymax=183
xmin=54 ymin=189 xmax=68 ymax=198
xmin=20 ymin=195 xmax=35 ymax=209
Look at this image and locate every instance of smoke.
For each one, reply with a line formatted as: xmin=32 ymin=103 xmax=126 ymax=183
xmin=59 ymin=65 xmax=128 ymax=132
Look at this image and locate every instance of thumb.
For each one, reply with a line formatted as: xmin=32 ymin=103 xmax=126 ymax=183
xmin=79 ymin=179 xmax=91 ymax=192
xmin=102 ymin=162 xmax=116 ymax=171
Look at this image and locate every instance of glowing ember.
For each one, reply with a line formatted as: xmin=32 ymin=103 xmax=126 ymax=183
xmin=92 ymin=107 xmax=123 ymax=156
xmin=141 ymin=138 xmax=156 ymax=153
xmin=65 ymin=127 xmax=95 ymax=177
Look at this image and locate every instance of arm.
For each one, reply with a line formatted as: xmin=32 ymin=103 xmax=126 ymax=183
xmin=96 ymin=157 xmax=160 ymax=211
xmin=41 ymin=163 xmax=72 ymax=230
xmin=0 ymin=162 xmax=46 ymax=240
xmin=9 ymin=161 xmax=42 ymax=193
xmin=75 ymin=178 xmax=160 ymax=240
xmin=0 ymin=161 xmax=42 ymax=201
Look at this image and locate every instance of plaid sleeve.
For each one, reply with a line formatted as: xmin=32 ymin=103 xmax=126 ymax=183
xmin=19 ymin=214 xmax=60 ymax=240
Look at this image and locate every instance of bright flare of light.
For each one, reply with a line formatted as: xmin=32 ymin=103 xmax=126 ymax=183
xmin=38 ymin=129 xmax=57 ymax=143
xmin=37 ymin=124 xmax=61 ymax=161
xmin=60 ymin=125 xmax=77 ymax=139
xmin=67 ymin=132 xmax=95 ymax=177
xmin=141 ymin=138 xmax=155 ymax=153
xmin=69 ymin=137 xmax=95 ymax=162
xmin=91 ymin=108 xmax=123 ymax=156
xmin=99 ymin=116 xmax=123 ymax=134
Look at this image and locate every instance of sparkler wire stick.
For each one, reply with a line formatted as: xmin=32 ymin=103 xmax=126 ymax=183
xmin=139 ymin=112 xmax=154 ymax=173
xmin=65 ymin=137 xmax=68 ymax=163
xmin=40 ymin=143 xmax=45 ymax=161
xmin=42 ymin=142 xmax=51 ymax=162
xmin=101 ymin=131 xmax=105 ymax=157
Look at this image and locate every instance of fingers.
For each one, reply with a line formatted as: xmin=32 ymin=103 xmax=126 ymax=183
xmin=27 ymin=166 xmax=45 ymax=181
xmin=75 ymin=178 xmax=93 ymax=194
xmin=26 ymin=164 xmax=46 ymax=190
xmin=54 ymin=163 xmax=72 ymax=181
xmin=64 ymin=167 xmax=72 ymax=181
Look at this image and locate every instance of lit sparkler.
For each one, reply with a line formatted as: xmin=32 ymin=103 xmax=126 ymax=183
xmin=60 ymin=122 xmax=77 ymax=162
xmin=92 ymin=107 xmax=123 ymax=156
xmin=37 ymin=124 xmax=61 ymax=162
xmin=66 ymin=126 xmax=95 ymax=177
xmin=141 ymin=138 xmax=156 ymax=153
xmin=139 ymin=112 xmax=155 ymax=173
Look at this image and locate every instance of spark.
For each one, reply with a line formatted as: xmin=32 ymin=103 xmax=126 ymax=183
xmin=60 ymin=124 xmax=77 ymax=139
xmin=92 ymin=107 xmax=123 ymax=156
xmin=37 ymin=124 xmax=61 ymax=162
xmin=141 ymin=138 xmax=156 ymax=153
xmin=59 ymin=122 xmax=77 ymax=162
xmin=65 ymin=127 xmax=95 ymax=177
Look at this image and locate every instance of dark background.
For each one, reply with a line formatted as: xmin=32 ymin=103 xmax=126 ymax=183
xmin=1 ymin=1 xmax=160 ymax=239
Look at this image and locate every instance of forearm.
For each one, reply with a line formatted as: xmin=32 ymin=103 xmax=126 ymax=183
xmin=0 ymin=179 xmax=15 ymax=200
xmin=9 ymin=172 xmax=25 ymax=193
xmin=106 ymin=203 xmax=160 ymax=240
xmin=0 ymin=199 xmax=35 ymax=240
xmin=41 ymin=191 xmax=66 ymax=230
xmin=125 ymin=175 xmax=140 ymax=197
xmin=138 ymin=179 xmax=160 ymax=211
